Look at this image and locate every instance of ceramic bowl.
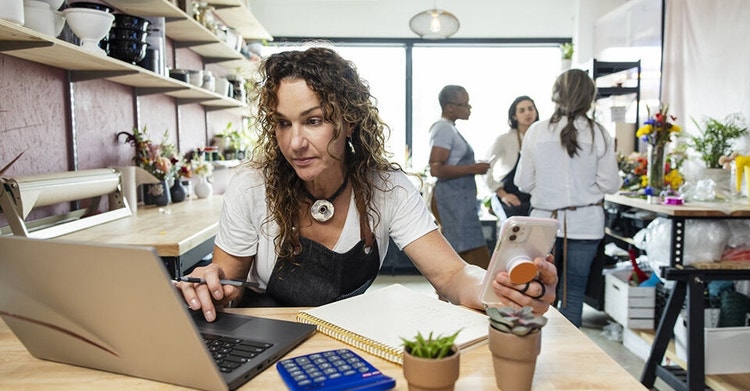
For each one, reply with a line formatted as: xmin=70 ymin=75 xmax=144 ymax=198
xmin=67 ymin=1 xmax=115 ymax=13
xmin=39 ymin=0 xmax=64 ymax=10
xmin=113 ymin=13 xmax=150 ymax=31
xmin=107 ymin=38 xmax=147 ymax=64
xmin=24 ymin=0 xmax=58 ymax=36
xmin=62 ymin=7 xmax=114 ymax=55
xmin=169 ymin=69 xmax=189 ymax=83
xmin=109 ymin=27 xmax=148 ymax=43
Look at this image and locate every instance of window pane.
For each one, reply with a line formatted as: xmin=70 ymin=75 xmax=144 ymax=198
xmin=260 ymin=45 xmax=407 ymax=166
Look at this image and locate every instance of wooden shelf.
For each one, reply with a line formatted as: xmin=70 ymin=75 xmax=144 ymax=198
xmin=103 ymin=0 xmax=267 ymax=76
xmin=205 ymin=0 xmax=273 ymax=41
xmin=636 ymin=329 xmax=750 ymax=391
xmin=0 ymin=0 xmax=274 ymax=108
xmin=0 ymin=20 xmax=244 ymax=110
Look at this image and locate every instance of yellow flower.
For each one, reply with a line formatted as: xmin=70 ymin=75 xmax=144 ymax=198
xmin=734 ymin=155 xmax=750 ymax=191
xmin=665 ymin=169 xmax=683 ymax=189
xmin=670 ymin=124 xmax=681 ymax=133
xmin=636 ymin=124 xmax=652 ymax=138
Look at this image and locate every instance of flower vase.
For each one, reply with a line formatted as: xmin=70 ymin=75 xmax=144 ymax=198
xmin=170 ymin=179 xmax=187 ymax=203
xmin=646 ymin=144 xmax=666 ymax=203
xmin=194 ymin=176 xmax=213 ymax=199
xmin=489 ymin=326 xmax=542 ymax=391
xmin=143 ymin=180 xmax=170 ymax=206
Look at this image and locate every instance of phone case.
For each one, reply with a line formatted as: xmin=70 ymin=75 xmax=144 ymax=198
xmin=479 ymin=216 xmax=559 ymax=308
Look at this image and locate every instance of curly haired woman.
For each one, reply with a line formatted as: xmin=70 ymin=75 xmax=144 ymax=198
xmin=178 ymin=47 xmax=558 ymax=320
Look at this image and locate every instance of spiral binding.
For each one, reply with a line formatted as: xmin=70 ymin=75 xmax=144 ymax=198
xmin=296 ymin=312 xmax=404 ymax=365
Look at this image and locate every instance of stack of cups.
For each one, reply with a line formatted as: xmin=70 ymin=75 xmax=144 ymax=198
xmin=137 ymin=17 xmax=166 ymax=75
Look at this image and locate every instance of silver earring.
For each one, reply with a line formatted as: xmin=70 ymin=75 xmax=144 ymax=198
xmin=347 ymin=137 xmax=355 ymax=154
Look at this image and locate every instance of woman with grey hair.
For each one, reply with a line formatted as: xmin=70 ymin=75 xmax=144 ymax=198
xmin=515 ymin=69 xmax=621 ymax=327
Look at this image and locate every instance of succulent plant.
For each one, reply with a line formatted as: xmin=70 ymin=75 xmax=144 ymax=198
xmin=401 ymin=330 xmax=460 ymax=359
xmin=487 ymin=306 xmax=547 ymax=336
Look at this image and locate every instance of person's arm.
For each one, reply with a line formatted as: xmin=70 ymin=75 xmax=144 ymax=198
xmin=177 ymin=245 xmax=254 ymax=322
xmin=402 ymin=230 xmax=556 ymax=315
xmin=596 ymin=131 xmax=624 ymax=194
xmin=429 ymin=146 xmax=489 ymax=179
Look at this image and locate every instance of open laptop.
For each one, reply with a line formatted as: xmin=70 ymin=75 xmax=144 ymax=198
xmin=0 ymin=235 xmax=316 ymax=391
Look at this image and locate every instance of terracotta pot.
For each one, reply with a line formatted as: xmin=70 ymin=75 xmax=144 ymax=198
xmin=402 ymin=345 xmax=459 ymax=391
xmin=488 ymin=325 xmax=541 ymax=391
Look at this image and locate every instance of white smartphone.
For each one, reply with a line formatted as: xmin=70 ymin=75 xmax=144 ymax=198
xmin=479 ymin=216 xmax=559 ymax=308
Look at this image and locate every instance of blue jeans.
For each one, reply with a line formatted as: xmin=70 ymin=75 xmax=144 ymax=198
xmin=554 ymin=238 xmax=600 ymax=328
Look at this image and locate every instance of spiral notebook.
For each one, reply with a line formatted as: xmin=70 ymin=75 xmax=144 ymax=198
xmin=296 ymin=284 xmax=489 ymax=364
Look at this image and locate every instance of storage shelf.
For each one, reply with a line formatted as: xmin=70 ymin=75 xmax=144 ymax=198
xmin=205 ymin=0 xmax=273 ymax=41
xmin=0 ymin=20 xmax=244 ymax=110
xmin=104 ymin=0 xmax=268 ymax=76
xmin=597 ymin=87 xmax=639 ymax=99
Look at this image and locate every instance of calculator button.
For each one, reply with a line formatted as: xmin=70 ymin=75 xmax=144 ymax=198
xmin=276 ymin=349 xmax=395 ymax=391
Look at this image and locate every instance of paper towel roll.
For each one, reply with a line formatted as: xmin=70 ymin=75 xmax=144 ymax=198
xmin=12 ymin=169 xmax=120 ymax=218
xmin=114 ymin=166 xmax=160 ymax=214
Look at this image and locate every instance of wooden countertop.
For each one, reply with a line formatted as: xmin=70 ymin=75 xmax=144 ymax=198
xmin=605 ymin=193 xmax=750 ymax=217
xmin=58 ymin=196 xmax=224 ymax=257
xmin=0 ymin=307 xmax=646 ymax=390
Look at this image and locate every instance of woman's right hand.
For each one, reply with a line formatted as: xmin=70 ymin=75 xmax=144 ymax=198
xmin=474 ymin=162 xmax=490 ymax=174
xmin=175 ymin=263 xmax=241 ymax=322
xmin=498 ymin=192 xmax=521 ymax=207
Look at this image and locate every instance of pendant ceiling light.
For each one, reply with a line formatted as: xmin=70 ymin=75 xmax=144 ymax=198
xmin=409 ymin=3 xmax=460 ymax=39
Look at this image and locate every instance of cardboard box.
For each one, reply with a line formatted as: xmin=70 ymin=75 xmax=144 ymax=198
xmin=674 ymin=311 xmax=750 ymax=374
xmin=604 ymin=270 xmax=655 ymax=329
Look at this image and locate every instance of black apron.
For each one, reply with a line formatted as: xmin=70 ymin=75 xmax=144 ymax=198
xmin=239 ymin=237 xmax=380 ymax=307
xmin=496 ymin=152 xmax=531 ymax=218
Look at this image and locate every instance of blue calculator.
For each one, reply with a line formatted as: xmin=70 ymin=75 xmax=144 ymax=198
xmin=276 ymin=348 xmax=396 ymax=390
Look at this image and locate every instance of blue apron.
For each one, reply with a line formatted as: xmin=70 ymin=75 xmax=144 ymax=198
xmin=433 ymin=133 xmax=486 ymax=253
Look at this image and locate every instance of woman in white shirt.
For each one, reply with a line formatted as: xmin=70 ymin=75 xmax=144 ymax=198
xmin=515 ymin=69 xmax=622 ymax=327
xmin=485 ymin=95 xmax=540 ymax=221
xmin=177 ymin=47 xmax=559 ymax=321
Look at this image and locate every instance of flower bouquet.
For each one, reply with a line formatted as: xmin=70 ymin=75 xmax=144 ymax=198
xmin=636 ymin=105 xmax=681 ymax=197
xmin=118 ymin=127 xmax=183 ymax=205
xmin=118 ymin=126 xmax=182 ymax=181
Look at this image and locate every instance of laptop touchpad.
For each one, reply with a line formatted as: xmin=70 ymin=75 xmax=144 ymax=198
xmin=192 ymin=311 xmax=251 ymax=333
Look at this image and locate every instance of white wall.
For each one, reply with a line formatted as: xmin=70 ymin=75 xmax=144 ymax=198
xmin=250 ymin=0 xmax=587 ymax=39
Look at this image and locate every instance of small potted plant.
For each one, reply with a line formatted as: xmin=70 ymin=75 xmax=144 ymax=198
xmin=687 ymin=113 xmax=748 ymax=195
xmin=401 ymin=330 xmax=461 ymax=391
xmin=560 ymin=42 xmax=574 ymax=70
xmin=487 ymin=306 xmax=547 ymax=391
xmin=688 ymin=113 xmax=748 ymax=169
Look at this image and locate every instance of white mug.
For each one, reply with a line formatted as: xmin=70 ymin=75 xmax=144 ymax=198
xmin=1 ymin=0 xmax=24 ymax=26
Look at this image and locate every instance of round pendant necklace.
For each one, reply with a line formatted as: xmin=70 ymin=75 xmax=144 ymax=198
xmin=303 ymin=176 xmax=349 ymax=223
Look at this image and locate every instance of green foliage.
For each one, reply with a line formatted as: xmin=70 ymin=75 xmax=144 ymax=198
xmin=401 ymin=330 xmax=460 ymax=359
xmin=688 ymin=113 xmax=748 ymax=168
xmin=487 ymin=306 xmax=547 ymax=336
xmin=560 ymin=42 xmax=574 ymax=60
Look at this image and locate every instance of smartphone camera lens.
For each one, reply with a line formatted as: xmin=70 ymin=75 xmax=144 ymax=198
xmin=511 ymin=225 xmax=520 ymax=233
xmin=509 ymin=234 xmax=517 ymax=241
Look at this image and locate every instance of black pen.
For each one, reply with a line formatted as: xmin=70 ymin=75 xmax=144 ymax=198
xmin=176 ymin=276 xmax=259 ymax=289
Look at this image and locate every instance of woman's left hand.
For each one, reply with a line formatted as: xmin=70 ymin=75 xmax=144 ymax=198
xmin=490 ymin=254 xmax=557 ymax=315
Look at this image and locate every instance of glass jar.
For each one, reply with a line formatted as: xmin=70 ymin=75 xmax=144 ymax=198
xmin=193 ymin=2 xmax=215 ymax=28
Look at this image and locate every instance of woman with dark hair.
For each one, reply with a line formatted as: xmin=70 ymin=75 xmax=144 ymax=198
xmin=515 ymin=69 xmax=621 ymax=327
xmin=485 ymin=96 xmax=540 ymax=220
xmin=177 ymin=47 xmax=558 ymax=321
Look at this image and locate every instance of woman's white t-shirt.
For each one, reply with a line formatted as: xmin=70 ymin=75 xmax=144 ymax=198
xmin=215 ymin=166 xmax=437 ymax=289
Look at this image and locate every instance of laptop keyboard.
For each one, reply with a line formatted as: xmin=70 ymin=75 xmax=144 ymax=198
xmin=201 ymin=333 xmax=273 ymax=373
